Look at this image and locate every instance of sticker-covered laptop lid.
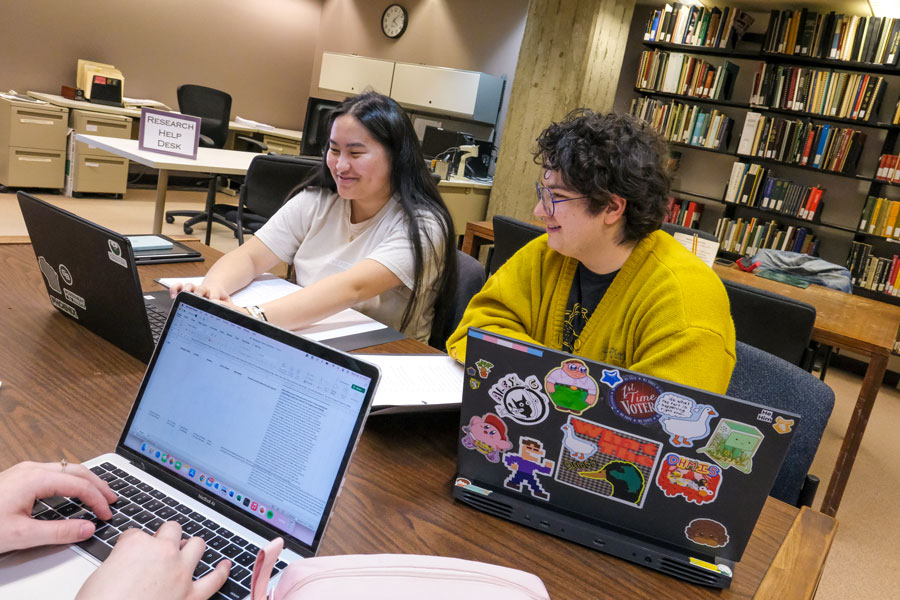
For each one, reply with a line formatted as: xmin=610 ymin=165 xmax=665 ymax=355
xmin=455 ymin=329 xmax=799 ymax=562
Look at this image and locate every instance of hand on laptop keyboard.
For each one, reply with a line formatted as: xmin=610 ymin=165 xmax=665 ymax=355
xmin=0 ymin=461 xmax=116 ymax=554
xmin=75 ymin=522 xmax=231 ymax=600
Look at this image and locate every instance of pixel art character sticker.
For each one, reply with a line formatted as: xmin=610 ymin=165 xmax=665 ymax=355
xmin=655 ymin=452 xmax=723 ymax=505
xmin=488 ymin=374 xmax=550 ymax=426
xmin=654 ymin=392 xmax=718 ymax=448
xmin=698 ymin=419 xmax=764 ymax=474
xmin=460 ymin=413 xmax=513 ymax=463
xmin=503 ymin=437 xmax=555 ymax=501
xmin=544 ymin=359 xmax=599 ymax=415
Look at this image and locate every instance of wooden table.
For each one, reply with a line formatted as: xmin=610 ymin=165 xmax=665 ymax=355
xmin=0 ymin=239 xmax=836 ymax=599
xmin=460 ymin=219 xmax=900 ymax=517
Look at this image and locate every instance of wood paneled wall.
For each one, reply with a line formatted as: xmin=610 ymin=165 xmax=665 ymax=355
xmin=488 ymin=0 xmax=636 ymax=221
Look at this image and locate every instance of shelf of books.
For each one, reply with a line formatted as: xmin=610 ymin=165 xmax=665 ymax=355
xmin=635 ymin=3 xmax=900 ymax=318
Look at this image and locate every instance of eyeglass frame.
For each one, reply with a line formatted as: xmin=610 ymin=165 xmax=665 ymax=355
xmin=535 ymin=182 xmax=590 ymax=216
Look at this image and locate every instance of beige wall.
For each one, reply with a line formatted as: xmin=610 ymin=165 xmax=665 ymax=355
xmin=0 ymin=0 xmax=321 ymax=129
xmin=311 ymin=0 xmax=528 ymax=142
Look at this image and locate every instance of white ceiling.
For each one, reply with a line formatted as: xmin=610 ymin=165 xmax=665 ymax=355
xmin=635 ymin=1 xmax=895 ymax=18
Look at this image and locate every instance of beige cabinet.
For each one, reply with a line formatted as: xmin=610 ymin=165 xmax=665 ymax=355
xmin=390 ymin=63 xmax=505 ymax=124
xmin=262 ymin=133 xmax=301 ymax=156
xmin=68 ymin=109 xmax=131 ymax=195
xmin=0 ymin=96 xmax=68 ymax=188
xmin=319 ymin=52 xmax=395 ymax=96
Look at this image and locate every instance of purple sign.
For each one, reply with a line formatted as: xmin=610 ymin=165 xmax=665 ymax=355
xmin=138 ymin=107 xmax=201 ymax=159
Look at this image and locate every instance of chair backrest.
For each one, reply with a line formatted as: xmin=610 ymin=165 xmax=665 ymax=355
xmin=722 ymin=278 xmax=816 ymax=368
xmin=429 ymin=250 xmax=486 ymax=349
xmin=660 ymin=221 xmax=719 ymax=242
xmin=488 ymin=215 xmax=545 ymax=275
xmin=726 ymin=341 xmax=834 ymax=506
xmin=177 ymin=84 xmax=232 ymax=149
xmin=240 ymin=155 xmax=321 ymax=220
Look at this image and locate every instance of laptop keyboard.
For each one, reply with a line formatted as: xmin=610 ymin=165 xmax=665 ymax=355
xmin=145 ymin=304 xmax=168 ymax=342
xmin=31 ymin=462 xmax=287 ymax=600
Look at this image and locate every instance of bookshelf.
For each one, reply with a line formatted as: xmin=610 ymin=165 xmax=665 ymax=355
xmin=623 ymin=4 xmax=900 ymax=310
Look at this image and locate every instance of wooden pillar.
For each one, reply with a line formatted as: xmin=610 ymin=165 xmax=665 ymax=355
xmin=488 ymin=0 xmax=636 ymax=221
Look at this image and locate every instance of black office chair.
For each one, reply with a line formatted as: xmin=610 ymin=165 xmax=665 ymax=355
xmin=428 ymin=250 xmax=486 ymax=350
xmin=223 ymin=154 xmax=321 ymax=244
xmin=727 ymin=341 xmax=835 ymax=507
xmin=164 ymin=84 xmax=266 ymax=244
xmin=487 ymin=215 xmax=545 ymax=275
xmin=721 ymin=279 xmax=817 ymax=370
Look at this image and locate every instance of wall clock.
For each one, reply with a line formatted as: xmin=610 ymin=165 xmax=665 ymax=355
xmin=381 ymin=4 xmax=408 ymax=39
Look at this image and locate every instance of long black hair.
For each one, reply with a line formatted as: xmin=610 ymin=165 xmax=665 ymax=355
xmin=294 ymin=91 xmax=457 ymax=333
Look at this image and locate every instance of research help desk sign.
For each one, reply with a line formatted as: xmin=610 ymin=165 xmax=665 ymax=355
xmin=138 ymin=108 xmax=201 ymax=159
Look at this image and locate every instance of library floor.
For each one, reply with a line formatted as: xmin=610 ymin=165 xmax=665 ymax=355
xmin=1 ymin=188 xmax=898 ymax=598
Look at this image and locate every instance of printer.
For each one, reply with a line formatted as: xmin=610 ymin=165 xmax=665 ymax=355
xmin=76 ymin=60 xmax=125 ymax=107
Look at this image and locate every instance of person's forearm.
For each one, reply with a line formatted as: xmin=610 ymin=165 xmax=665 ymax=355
xmin=202 ymin=246 xmax=265 ymax=296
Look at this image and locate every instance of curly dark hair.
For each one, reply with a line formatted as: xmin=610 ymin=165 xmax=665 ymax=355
xmin=533 ymin=110 xmax=671 ymax=244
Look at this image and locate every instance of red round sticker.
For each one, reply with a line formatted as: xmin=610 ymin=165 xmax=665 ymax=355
xmin=608 ymin=377 xmax=662 ymax=425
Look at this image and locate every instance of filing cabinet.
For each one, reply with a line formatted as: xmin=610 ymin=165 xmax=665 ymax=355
xmin=262 ymin=133 xmax=301 ymax=156
xmin=0 ymin=96 xmax=68 ymax=188
xmin=68 ymin=109 xmax=132 ymax=195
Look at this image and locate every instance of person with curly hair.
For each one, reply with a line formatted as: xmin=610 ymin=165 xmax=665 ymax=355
xmin=447 ymin=110 xmax=735 ymax=393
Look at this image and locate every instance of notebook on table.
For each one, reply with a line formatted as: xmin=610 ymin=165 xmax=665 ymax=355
xmin=453 ymin=329 xmax=799 ymax=588
xmin=0 ymin=292 xmax=380 ymax=599
xmin=17 ymin=191 xmax=176 ymax=362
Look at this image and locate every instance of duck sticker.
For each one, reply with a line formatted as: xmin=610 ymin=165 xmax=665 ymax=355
xmin=685 ymin=518 xmax=730 ymax=548
xmin=488 ymin=374 xmax=550 ymax=426
xmin=608 ymin=376 xmax=663 ymax=426
xmin=655 ymin=452 xmax=722 ymax=505
xmin=503 ymin=437 xmax=555 ymax=501
xmin=698 ymin=419 xmax=764 ymax=474
xmin=555 ymin=416 xmax=661 ymax=508
xmin=461 ymin=413 xmax=513 ymax=463
xmin=544 ymin=359 xmax=599 ymax=415
xmin=654 ymin=392 xmax=717 ymax=448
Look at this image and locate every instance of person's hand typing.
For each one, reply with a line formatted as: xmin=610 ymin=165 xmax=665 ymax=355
xmin=0 ymin=461 xmax=116 ymax=554
xmin=75 ymin=522 xmax=231 ymax=600
xmin=168 ymin=282 xmax=231 ymax=302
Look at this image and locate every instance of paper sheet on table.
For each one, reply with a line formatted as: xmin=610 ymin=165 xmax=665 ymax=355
xmin=235 ymin=116 xmax=275 ymax=130
xmin=673 ymin=232 xmax=719 ymax=268
xmin=156 ymin=274 xmax=388 ymax=340
xmin=357 ymin=354 xmax=464 ymax=413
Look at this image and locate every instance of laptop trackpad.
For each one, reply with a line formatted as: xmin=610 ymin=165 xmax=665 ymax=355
xmin=0 ymin=545 xmax=94 ymax=598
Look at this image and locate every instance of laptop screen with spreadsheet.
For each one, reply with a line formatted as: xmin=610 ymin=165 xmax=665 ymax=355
xmin=119 ymin=297 xmax=377 ymax=551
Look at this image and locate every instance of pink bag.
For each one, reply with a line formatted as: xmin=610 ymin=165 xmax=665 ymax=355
xmin=250 ymin=539 xmax=551 ymax=600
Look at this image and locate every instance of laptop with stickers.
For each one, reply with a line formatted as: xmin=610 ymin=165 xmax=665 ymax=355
xmin=452 ymin=329 xmax=800 ymax=588
xmin=0 ymin=292 xmax=379 ymax=598
xmin=18 ymin=191 xmax=175 ymax=362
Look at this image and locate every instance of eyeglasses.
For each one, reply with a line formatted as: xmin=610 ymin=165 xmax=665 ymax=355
xmin=535 ymin=182 xmax=589 ymax=216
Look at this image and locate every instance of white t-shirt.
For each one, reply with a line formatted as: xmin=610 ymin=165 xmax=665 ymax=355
xmin=254 ymin=188 xmax=445 ymax=342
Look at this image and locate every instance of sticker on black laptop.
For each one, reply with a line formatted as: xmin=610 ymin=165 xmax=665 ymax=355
xmin=607 ymin=375 xmax=663 ymax=426
xmin=655 ymin=452 xmax=723 ymax=505
xmin=544 ymin=358 xmax=599 ymax=415
xmin=773 ymin=416 xmax=795 ymax=434
xmin=455 ymin=477 xmax=493 ymax=497
xmin=58 ymin=263 xmax=73 ymax=286
xmin=467 ymin=367 xmax=476 ymax=376
xmin=63 ymin=288 xmax=86 ymax=310
xmin=756 ymin=409 xmax=773 ymax=423
xmin=469 ymin=330 xmax=544 ymax=357
xmin=461 ymin=413 xmax=513 ymax=463
xmin=474 ymin=359 xmax=494 ymax=378
xmin=555 ymin=416 xmax=662 ymax=508
xmin=38 ymin=256 xmax=61 ymax=293
xmin=50 ymin=296 xmax=79 ymax=319
xmin=600 ymin=368 xmax=623 ymax=388
xmin=697 ymin=419 xmax=764 ymax=474
xmin=654 ymin=392 xmax=718 ymax=448
xmin=502 ymin=436 xmax=555 ymax=501
xmin=684 ymin=518 xmax=729 ymax=548
xmin=468 ymin=377 xmax=481 ymax=390
xmin=489 ymin=374 xmax=550 ymax=426
xmin=107 ymin=239 xmax=127 ymax=268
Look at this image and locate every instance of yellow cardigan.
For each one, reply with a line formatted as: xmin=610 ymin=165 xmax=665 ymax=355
xmin=447 ymin=230 xmax=736 ymax=394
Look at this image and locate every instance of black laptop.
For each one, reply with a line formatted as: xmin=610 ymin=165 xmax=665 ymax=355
xmin=18 ymin=191 xmax=174 ymax=362
xmin=453 ymin=329 xmax=800 ymax=588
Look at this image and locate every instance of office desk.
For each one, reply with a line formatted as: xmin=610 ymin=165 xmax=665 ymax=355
xmin=460 ymin=219 xmax=900 ymax=517
xmin=76 ymin=134 xmax=256 ymax=236
xmin=0 ymin=239 xmax=836 ymax=599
